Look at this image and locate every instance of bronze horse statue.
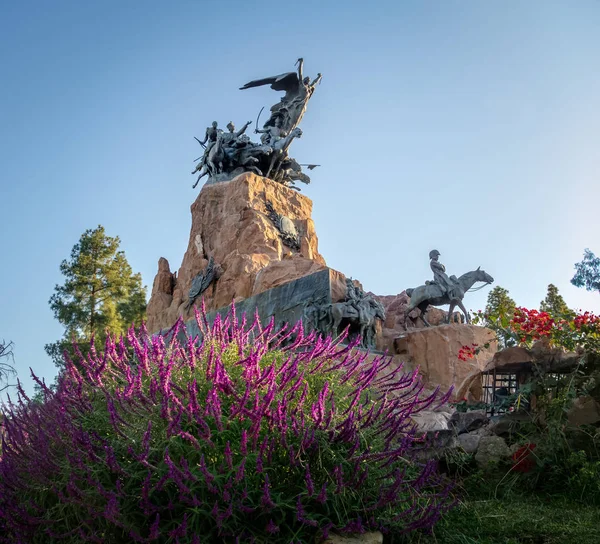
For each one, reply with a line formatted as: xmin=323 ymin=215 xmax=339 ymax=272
xmin=405 ymin=267 xmax=493 ymax=327
xmin=304 ymin=297 xmax=385 ymax=349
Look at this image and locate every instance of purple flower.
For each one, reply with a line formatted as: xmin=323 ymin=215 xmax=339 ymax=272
xmin=266 ymin=519 xmax=280 ymax=534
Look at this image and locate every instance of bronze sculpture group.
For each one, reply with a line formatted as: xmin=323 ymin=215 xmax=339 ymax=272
xmin=192 ymin=58 xmax=321 ymax=190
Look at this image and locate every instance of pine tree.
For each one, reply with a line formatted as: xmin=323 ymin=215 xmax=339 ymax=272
xmin=484 ymin=286 xmax=516 ymax=323
xmin=45 ymin=226 xmax=147 ymax=368
xmin=540 ymin=284 xmax=571 ymax=318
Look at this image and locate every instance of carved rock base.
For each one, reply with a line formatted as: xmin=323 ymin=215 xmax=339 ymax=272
xmin=393 ymin=325 xmax=497 ymax=401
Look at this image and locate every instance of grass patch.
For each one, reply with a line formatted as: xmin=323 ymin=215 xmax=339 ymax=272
xmin=394 ymin=474 xmax=600 ymax=544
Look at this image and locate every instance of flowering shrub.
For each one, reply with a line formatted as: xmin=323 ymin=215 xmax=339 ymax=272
xmin=472 ymin=306 xmax=600 ymax=353
xmin=468 ymin=306 xmax=600 ymax=502
xmin=510 ymin=308 xmax=554 ymax=343
xmin=0 ymin=308 xmax=454 ymax=543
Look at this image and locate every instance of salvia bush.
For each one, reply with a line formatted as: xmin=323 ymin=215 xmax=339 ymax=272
xmin=0 ymin=307 xmax=454 ymax=543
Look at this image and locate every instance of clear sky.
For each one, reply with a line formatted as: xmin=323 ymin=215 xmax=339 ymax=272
xmin=1 ymin=1 xmax=599 ymax=396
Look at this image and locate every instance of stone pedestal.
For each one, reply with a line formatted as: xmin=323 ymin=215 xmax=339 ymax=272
xmin=393 ymin=325 xmax=497 ymax=400
xmin=147 ymin=173 xmax=329 ymax=334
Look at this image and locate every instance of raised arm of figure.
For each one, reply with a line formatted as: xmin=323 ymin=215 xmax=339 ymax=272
xmin=235 ymin=121 xmax=252 ymax=138
xmin=310 ymin=73 xmax=323 ymax=88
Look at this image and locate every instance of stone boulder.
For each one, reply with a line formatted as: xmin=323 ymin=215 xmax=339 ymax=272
xmin=374 ymin=291 xmax=457 ymax=353
xmin=568 ymin=396 xmax=600 ymax=427
xmin=458 ymin=433 xmax=481 ymax=454
xmin=449 ymin=410 xmax=489 ymax=435
xmin=411 ymin=410 xmax=452 ymax=432
xmin=475 ymin=436 xmax=511 ymax=468
xmin=147 ymin=174 xmax=327 ymax=333
xmin=392 ymin=325 xmax=497 ymax=401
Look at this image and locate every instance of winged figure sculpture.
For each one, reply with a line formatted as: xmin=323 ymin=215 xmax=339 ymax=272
xmin=240 ymin=58 xmax=322 ymax=135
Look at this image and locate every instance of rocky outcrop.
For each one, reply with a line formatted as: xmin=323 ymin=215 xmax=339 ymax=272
xmin=374 ymin=291 xmax=463 ymax=354
xmin=391 ymin=325 xmax=497 ymax=400
xmin=147 ymin=174 xmax=327 ymax=333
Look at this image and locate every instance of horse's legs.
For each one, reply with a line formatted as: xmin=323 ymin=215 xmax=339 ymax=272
xmin=447 ymin=301 xmax=456 ymax=324
xmin=332 ymin=316 xmax=342 ymax=338
xmin=418 ymin=302 xmax=431 ymax=327
xmin=193 ymin=169 xmax=208 ymax=188
xmin=457 ymin=300 xmax=470 ymax=324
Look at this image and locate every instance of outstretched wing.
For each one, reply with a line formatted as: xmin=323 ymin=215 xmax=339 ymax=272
xmin=240 ymin=71 xmax=299 ymax=93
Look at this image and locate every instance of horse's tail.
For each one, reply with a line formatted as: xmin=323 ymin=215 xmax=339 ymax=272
xmin=406 ymin=288 xmax=414 ymax=298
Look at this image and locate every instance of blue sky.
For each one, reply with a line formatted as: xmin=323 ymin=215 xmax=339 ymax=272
xmin=1 ymin=1 xmax=599 ymax=396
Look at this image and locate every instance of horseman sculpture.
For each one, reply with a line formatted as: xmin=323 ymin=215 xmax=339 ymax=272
xmin=304 ymin=279 xmax=386 ymax=349
xmin=405 ymin=251 xmax=494 ymax=327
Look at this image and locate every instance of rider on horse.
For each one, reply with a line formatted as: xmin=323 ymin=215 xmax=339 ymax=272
xmin=428 ymin=250 xmax=460 ymax=301
xmin=345 ymin=278 xmax=371 ymax=326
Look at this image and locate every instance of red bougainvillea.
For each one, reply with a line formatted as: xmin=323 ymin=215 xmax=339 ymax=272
xmin=510 ymin=308 xmax=555 ymax=343
xmin=458 ymin=344 xmax=478 ymax=362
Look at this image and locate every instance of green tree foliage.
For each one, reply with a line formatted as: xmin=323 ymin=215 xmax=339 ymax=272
xmin=472 ymin=286 xmax=517 ymax=348
xmin=45 ymin=226 xmax=147 ymax=368
xmin=485 ymin=286 xmax=517 ymax=320
xmin=572 ymin=249 xmax=600 ymax=294
xmin=540 ymin=283 xmax=572 ymax=318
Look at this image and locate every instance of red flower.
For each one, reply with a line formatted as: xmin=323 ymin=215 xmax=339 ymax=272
xmin=512 ymin=443 xmax=537 ymax=473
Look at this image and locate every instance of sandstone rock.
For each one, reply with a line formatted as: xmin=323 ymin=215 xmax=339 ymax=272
xmin=475 ymin=436 xmax=510 ymax=468
xmin=374 ymin=292 xmax=457 ymax=354
xmin=391 ymin=325 xmax=497 ymax=400
xmin=152 ymin=257 xmax=175 ymax=295
xmin=323 ymin=533 xmax=383 ymax=544
xmin=146 ymin=174 xmax=326 ymax=333
xmin=458 ymin=433 xmax=481 ymax=454
xmin=567 ymin=396 xmax=600 ymax=427
xmin=449 ymin=410 xmax=489 ymax=435
xmin=147 ymin=258 xmax=176 ymax=332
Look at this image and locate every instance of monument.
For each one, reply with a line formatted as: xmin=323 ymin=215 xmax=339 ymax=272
xmin=148 ymin=59 xmax=385 ymax=349
xmin=146 ymin=58 xmax=495 ymax=397
xmin=192 ymin=58 xmax=321 ymax=190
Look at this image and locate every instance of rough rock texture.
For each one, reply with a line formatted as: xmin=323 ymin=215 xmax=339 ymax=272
xmin=411 ymin=410 xmax=452 ymax=432
xmin=374 ymin=291 xmax=461 ymax=354
xmin=323 ymin=533 xmax=383 ymax=544
xmin=392 ymin=325 xmax=497 ymax=400
xmin=458 ymin=433 xmax=481 ymax=454
xmin=146 ymin=257 xmax=176 ymax=327
xmin=449 ymin=410 xmax=489 ymax=435
xmin=147 ymin=174 xmax=327 ymax=333
xmin=475 ymin=436 xmax=511 ymax=468
xmin=568 ymin=396 xmax=600 ymax=427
